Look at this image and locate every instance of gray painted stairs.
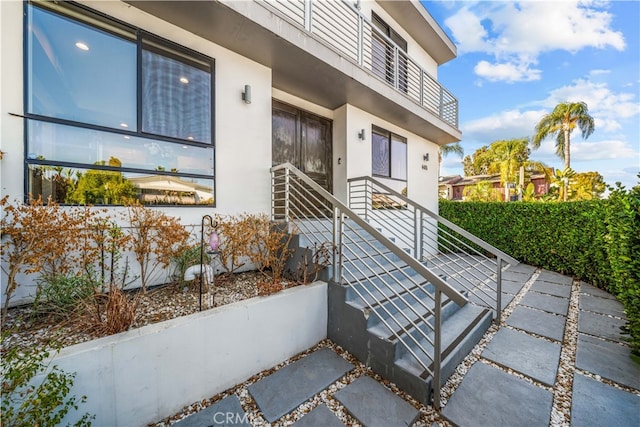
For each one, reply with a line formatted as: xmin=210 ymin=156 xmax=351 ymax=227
xmin=290 ymin=220 xmax=493 ymax=406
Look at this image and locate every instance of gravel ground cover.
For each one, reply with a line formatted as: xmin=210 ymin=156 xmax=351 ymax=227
xmin=2 ymin=271 xmax=286 ymax=351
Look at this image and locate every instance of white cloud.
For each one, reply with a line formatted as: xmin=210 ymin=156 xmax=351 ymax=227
xmin=571 ymin=140 xmax=639 ymax=161
xmin=542 ymin=78 xmax=640 ymax=132
xmin=445 ymin=1 xmax=626 ymax=82
xmin=462 ymin=109 xmax=547 ymax=141
xmin=474 ymin=59 xmax=541 ymax=83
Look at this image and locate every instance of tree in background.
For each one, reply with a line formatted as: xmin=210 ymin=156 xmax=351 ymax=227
xmin=462 ymin=145 xmax=491 ymax=176
xmin=462 ymin=180 xmax=501 ymax=202
xmin=532 ymin=101 xmax=595 ymax=201
xmin=439 ymin=142 xmax=464 ymax=175
xmin=572 ymin=171 xmax=607 ymax=200
xmin=462 ymin=138 xmax=549 ymax=201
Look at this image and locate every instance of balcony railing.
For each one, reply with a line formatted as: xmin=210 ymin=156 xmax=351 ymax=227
xmin=259 ymin=0 xmax=458 ymax=129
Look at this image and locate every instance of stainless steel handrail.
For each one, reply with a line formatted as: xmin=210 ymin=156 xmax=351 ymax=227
xmin=259 ymin=0 xmax=458 ymax=128
xmin=348 ymin=175 xmax=519 ymax=323
xmin=272 ymin=163 xmax=466 ymax=407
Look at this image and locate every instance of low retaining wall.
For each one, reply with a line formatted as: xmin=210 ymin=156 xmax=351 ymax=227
xmin=53 ymin=282 xmax=328 ymax=426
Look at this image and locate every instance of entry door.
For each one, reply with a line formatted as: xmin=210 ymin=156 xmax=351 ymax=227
xmin=272 ymin=100 xmax=332 ymax=192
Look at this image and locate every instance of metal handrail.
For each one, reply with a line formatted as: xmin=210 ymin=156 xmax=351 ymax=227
xmin=259 ymin=0 xmax=458 ymax=128
xmin=348 ymin=175 xmax=519 ymax=322
xmin=272 ymin=163 xmax=467 ymax=407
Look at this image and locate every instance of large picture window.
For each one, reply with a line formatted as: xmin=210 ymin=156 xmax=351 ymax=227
xmin=25 ymin=1 xmax=215 ymax=206
xmin=372 ymin=126 xmax=407 ymax=181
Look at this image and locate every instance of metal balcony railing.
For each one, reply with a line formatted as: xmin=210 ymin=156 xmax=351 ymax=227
xmin=271 ymin=163 xmax=467 ymax=407
xmin=348 ymin=176 xmax=520 ymax=322
xmin=259 ymin=0 xmax=459 ymax=128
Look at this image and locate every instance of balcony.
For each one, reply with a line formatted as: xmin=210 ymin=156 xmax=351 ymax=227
xmin=262 ymin=0 xmax=458 ymax=129
xmin=126 ymin=0 xmax=461 ymax=143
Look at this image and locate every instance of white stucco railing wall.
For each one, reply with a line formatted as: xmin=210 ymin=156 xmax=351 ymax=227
xmin=50 ymin=281 xmax=328 ymax=426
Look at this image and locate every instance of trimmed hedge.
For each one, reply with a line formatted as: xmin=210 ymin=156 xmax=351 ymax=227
xmin=440 ymin=190 xmax=639 ymax=358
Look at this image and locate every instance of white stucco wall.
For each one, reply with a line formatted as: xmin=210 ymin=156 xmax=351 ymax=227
xmin=0 ymin=0 xmax=274 ymax=305
xmin=50 ymin=282 xmax=327 ymax=426
xmin=341 ymin=104 xmax=440 ymax=213
xmin=0 ymin=0 xmax=273 ymax=220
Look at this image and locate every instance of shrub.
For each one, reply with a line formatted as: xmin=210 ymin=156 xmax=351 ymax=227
xmin=440 ymin=188 xmax=640 ymax=357
xmin=245 ymin=214 xmax=294 ymax=283
xmin=212 ymin=214 xmax=253 ymax=275
xmin=33 ymin=274 xmax=97 ymax=320
xmin=123 ymin=204 xmax=190 ymax=291
xmin=170 ymin=243 xmax=211 ymax=286
xmin=1 ymin=333 xmax=94 ymax=426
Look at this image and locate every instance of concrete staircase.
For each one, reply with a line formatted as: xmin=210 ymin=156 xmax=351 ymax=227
xmin=292 ymin=221 xmax=493 ymax=406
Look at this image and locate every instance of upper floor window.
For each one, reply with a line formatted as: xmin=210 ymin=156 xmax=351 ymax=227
xmin=372 ymin=126 xmax=407 ymax=181
xmin=371 ymin=12 xmax=408 ymax=93
xmin=25 ymin=1 xmax=214 ymax=206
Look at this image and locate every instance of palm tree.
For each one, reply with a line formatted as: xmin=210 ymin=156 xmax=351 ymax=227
xmin=439 ymin=142 xmax=464 ymax=175
xmin=532 ymin=101 xmax=595 ymax=201
xmin=486 ymin=138 xmax=548 ymax=201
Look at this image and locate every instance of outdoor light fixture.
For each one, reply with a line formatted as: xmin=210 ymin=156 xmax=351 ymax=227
xmin=242 ymin=84 xmax=252 ymax=104
xmin=358 ymin=129 xmax=366 ymax=140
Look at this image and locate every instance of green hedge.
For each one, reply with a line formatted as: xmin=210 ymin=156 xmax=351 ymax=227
xmin=440 ymin=189 xmax=639 ymax=358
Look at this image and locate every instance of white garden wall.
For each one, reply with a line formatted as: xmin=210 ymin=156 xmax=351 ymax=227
xmin=51 ymin=281 xmax=327 ymax=426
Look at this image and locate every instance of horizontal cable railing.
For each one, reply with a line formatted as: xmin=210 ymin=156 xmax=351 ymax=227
xmin=348 ymin=176 xmax=519 ymax=322
xmin=272 ymin=163 xmax=466 ymax=407
xmin=259 ymin=0 xmax=458 ymax=128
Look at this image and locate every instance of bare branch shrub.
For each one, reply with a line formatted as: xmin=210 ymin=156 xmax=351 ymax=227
xmin=0 ymin=196 xmax=98 ymax=325
xmin=295 ymin=242 xmax=332 ymax=285
xmin=123 ymin=204 xmax=190 ymax=291
xmin=212 ymin=214 xmax=253 ymax=275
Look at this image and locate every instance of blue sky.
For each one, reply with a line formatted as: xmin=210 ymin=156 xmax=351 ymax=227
xmin=422 ymin=0 xmax=640 ymax=191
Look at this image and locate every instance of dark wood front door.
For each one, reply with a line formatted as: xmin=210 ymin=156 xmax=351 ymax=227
xmin=272 ymin=100 xmax=332 ymax=192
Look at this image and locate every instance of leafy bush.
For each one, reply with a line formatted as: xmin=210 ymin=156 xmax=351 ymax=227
xmin=33 ymin=274 xmax=97 ymax=320
xmin=1 ymin=333 xmax=94 ymax=426
xmin=440 ymin=186 xmax=640 ymax=357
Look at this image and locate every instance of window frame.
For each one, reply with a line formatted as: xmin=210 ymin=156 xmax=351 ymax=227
xmin=23 ymin=0 xmax=216 ymax=206
xmin=371 ymin=125 xmax=407 ymax=182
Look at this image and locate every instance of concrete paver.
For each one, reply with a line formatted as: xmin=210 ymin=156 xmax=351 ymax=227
xmin=581 ymin=283 xmax=617 ymax=300
xmin=506 ymin=305 xmax=565 ymax=341
xmin=529 ymin=280 xmax=571 ymax=298
xmin=521 ymin=291 xmax=569 ymax=316
xmin=442 ymin=362 xmax=553 ymax=427
xmin=334 ymin=376 xmax=419 ymax=427
xmin=571 ymin=373 xmax=640 ymax=427
xmin=482 ymin=328 xmax=561 ymax=386
xmin=576 ymin=333 xmax=640 ymax=390
xmin=579 ymin=293 xmax=627 ymax=317
xmin=173 ymin=395 xmax=249 ymax=427
xmin=536 ymin=270 xmax=573 ymax=285
xmin=248 ymin=348 xmax=353 ymax=422
xmin=292 ymin=404 xmax=344 ymax=427
xmin=578 ymin=310 xmax=628 ymax=343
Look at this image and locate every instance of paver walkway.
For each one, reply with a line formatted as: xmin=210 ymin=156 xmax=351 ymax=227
xmin=171 ymin=266 xmax=639 ymax=426
xmin=443 ymin=268 xmax=640 ymax=427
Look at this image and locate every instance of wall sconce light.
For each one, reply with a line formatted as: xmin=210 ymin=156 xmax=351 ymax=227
xmin=242 ymin=85 xmax=251 ymax=104
xmin=358 ymin=129 xmax=366 ymax=141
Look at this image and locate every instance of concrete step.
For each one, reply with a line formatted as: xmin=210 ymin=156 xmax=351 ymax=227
xmin=334 ymin=376 xmax=419 ymax=427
